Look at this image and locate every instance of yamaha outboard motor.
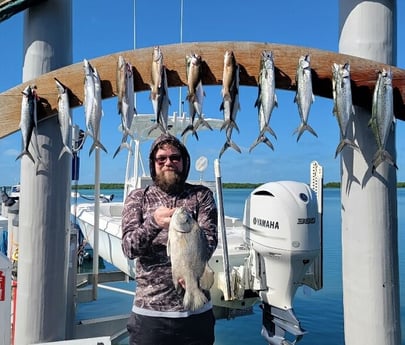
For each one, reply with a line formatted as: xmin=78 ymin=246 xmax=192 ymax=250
xmin=243 ymin=179 xmax=322 ymax=345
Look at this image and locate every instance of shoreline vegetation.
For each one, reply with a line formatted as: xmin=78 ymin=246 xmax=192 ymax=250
xmin=73 ymin=182 xmax=405 ymax=189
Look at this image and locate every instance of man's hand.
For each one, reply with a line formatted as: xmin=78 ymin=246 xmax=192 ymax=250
xmin=154 ymin=206 xmax=175 ymax=229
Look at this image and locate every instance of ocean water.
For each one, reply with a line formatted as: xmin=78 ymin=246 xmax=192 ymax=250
xmin=74 ymin=187 xmax=405 ymax=345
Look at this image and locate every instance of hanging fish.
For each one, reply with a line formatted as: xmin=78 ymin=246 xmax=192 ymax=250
xmin=150 ymin=46 xmax=163 ymax=103
xmin=147 ymin=72 xmax=170 ymax=136
xmin=331 ymin=63 xmax=359 ymax=158
xmin=250 ymin=50 xmax=277 ymax=152
xmin=181 ymin=53 xmax=212 ymax=139
xmin=219 ymin=50 xmax=241 ymax=158
xmin=55 ymin=78 xmax=73 ymax=159
xmin=113 ymin=56 xmax=136 ymax=158
xmin=83 ymin=59 xmax=107 ymax=156
xmin=368 ymin=68 xmax=397 ymax=173
xmin=294 ymin=55 xmax=317 ymax=141
xmin=16 ymin=85 xmax=42 ymax=165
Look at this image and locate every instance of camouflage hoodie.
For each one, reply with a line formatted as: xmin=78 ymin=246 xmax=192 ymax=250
xmin=121 ymin=133 xmax=218 ymax=317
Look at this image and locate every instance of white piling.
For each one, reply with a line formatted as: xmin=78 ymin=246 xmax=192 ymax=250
xmin=14 ymin=0 xmax=73 ymax=344
xmin=339 ymin=1 xmax=401 ymax=344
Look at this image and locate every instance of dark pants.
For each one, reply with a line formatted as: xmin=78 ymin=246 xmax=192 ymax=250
xmin=127 ymin=310 xmax=215 ymax=345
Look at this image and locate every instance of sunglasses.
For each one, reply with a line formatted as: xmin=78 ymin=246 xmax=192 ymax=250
xmin=155 ymin=154 xmax=182 ymax=164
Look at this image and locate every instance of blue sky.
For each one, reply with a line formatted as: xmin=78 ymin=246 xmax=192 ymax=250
xmin=0 ymin=0 xmax=404 ymax=185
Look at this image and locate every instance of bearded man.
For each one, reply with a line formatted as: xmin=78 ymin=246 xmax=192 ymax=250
xmin=121 ymin=133 xmax=218 ymax=345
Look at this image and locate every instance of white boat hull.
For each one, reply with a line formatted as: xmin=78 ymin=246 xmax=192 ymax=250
xmin=72 ymin=202 xmax=259 ymax=311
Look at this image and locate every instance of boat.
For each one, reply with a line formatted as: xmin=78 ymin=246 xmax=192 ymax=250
xmin=72 ymin=111 xmax=324 ymax=344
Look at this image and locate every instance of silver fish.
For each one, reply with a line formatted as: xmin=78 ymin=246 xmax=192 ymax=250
xmin=182 ymin=53 xmax=212 ymax=139
xmin=331 ymin=63 xmax=359 ymax=158
xmin=113 ymin=57 xmax=136 ymax=158
xmin=16 ymin=85 xmax=41 ymax=164
xmin=294 ymin=55 xmax=317 ymax=141
xmin=148 ymin=65 xmax=171 ymax=135
xmin=150 ymin=46 xmax=163 ymax=103
xmin=250 ymin=50 xmax=278 ymax=152
xmin=167 ymin=207 xmax=214 ymax=311
xmin=369 ymin=68 xmax=397 ymax=173
xmin=219 ymin=50 xmax=241 ymax=158
xmin=55 ymin=78 xmax=73 ymax=159
xmin=116 ymin=55 xmax=127 ymax=116
xmin=83 ymin=59 xmax=107 ymax=156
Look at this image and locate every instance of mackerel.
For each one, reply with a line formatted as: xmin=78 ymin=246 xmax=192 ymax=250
xmin=83 ymin=59 xmax=107 ymax=156
xmin=369 ymin=68 xmax=397 ymax=173
xmin=250 ymin=50 xmax=277 ymax=152
xmin=16 ymin=85 xmax=41 ymax=164
xmin=294 ymin=55 xmax=317 ymax=141
xmin=55 ymin=78 xmax=73 ymax=159
xmin=219 ymin=50 xmax=241 ymax=158
xmin=182 ymin=53 xmax=212 ymax=139
xmin=114 ymin=56 xmax=136 ymax=158
xmin=331 ymin=63 xmax=359 ymax=157
xmin=149 ymin=47 xmax=170 ymax=134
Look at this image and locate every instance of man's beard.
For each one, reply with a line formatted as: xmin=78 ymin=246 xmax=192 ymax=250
xmin=155 ymin=170 xmax=185 ymax=194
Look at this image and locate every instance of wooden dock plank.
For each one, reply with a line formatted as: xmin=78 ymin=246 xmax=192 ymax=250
xmin=1 ymin=41 xmax=404 ymax=139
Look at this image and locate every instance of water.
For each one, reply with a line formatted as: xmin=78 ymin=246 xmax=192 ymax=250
xmin=74 ymin=188 xmax=405 ymax=345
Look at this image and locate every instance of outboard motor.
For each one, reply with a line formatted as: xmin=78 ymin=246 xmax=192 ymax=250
xmin=243 ymin=180 xmax=322 ymax=345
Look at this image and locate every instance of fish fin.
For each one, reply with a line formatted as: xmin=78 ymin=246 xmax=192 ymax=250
xmin=181 ymin=124 xmax=199 ymax=141
xmin=249 ymin=135 xmax=274 ymax=153
xmin=264 ymin=126 xmax=277 ymax=140
xmin=274 ymin=94 xmax=278 ymax=107
xmin=196 ymin=117 xmax=213 ymax=131
xmin=372 ymin=149 xmax=398 ymax=173
xmin=89 ymin=140 xmax=108 ymax=156
xmin=295 ymin=123 xmax=318 ymax=142
xmin=334 ymin=139 xmax=360 ymax=158
xmin=199 ymin=264 xmax=215 ymax=290
xmin=16 ymin=150 xmax=35 ymax=164
xmin=183 ymin=286 xmax=207 ymax=311
xmin=58 ymin=145 xmax=73 ymax=160
xmin=113 ymin=141 xmax=132 ymax=159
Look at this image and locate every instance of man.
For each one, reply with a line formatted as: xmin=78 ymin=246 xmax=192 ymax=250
xmin=121 ymin=133 xmax=218 ymax=345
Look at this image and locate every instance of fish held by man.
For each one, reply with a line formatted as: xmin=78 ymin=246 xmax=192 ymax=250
xmin=368 ymin=68 xmax=398 ymax=173
xmin=113 ymin=56 xmax=136 ymax=158
xmin=83 ymin=59 xmax=107 ymax=156
xmin=294 ymin=55 xmax=317 ymax=141
xmin=167 ymin=207 xmax=214 ymax=311
xmin=55 ymin=78 xmax=73 ymax=159
xmin=331 ymin=63 xmax=359 ymax=158
xmin=182 ymin=53 xmax=212 ymax=140
xmin=250 ymin=50 xmax=278 ymax=152
xmin=16 ymin=85 xmax=42 ymax=165
xmin=219 ymin=50 xmax=241 ymax=158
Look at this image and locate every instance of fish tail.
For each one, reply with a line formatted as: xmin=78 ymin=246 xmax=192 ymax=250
xmin=372 ymin=149 xmax=398 ymax=173
xmin=16 ymin=150 xmax=35 ymax=164
xmin=181 ymin=125 xmax=199 ymax=141
xmin=264 ymin=125 xmax=277 ymax=140
xmin=195 ymin=117 xmax=213 ymax=132
xmin=220 ymin=139 xmax=241 ymax=158
xmin=58 ymin=145 xmax=73 ymax=160
xmin=334 ymin=139 xmax=360 ymax=158
xmin=249 ymin=135 xmax=274 ymax=153
xmin=89 ymin=139 xmax=108 ymax=156
xmin=113 ymin=141 xmax=132 ymax=159
xmin=183 ymin=288 xmax=208 ymax=311
xmin=294 ymin=123 xmax=318 ymax=142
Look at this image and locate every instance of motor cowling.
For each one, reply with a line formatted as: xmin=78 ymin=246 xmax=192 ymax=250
xmin=243 ymin=180 xmax=321 ymax=309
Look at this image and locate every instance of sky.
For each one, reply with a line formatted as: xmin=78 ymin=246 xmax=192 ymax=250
xmin=0 ymin=0 xmax=404 ymax=185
